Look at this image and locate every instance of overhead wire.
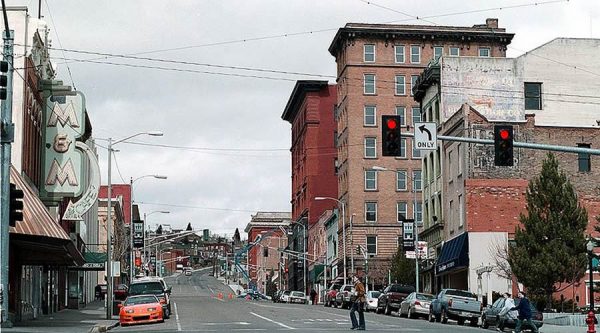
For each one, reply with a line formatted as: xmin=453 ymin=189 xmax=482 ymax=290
xmin=43 ymin=0 xmax=76 ymax=89
xmin=112 ymin=150 xmax=128 ymax=184
xmin=136 ymin=201 xmax=269 ymax=213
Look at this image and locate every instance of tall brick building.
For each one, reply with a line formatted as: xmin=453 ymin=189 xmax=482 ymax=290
xmin=282 ymin=81 xmax=338 ymax=292
xmin=327 ymin=19 xmax=513 ymax=285
xmin=414 ymin=38 xmax=600 ymax=303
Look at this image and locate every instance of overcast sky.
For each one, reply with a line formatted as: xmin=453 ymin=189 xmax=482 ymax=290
xmin=7 ymin=0 xmax=598 ymax=237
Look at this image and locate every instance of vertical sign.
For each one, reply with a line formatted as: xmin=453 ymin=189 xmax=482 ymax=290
xmin=41 ymin=91 xmax=86 ymax=201
xmin=133 ymin=220 xmax=144 ymax=248
xmin=403 ymin=220 xmax=415 ymax=252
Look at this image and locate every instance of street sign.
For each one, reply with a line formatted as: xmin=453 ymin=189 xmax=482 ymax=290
xmin=414 ymin=122 xmax=437 ymax=150
xmin=132 ymin=220 xmax=144 ymax=248
xmin=406 ymin=241 xmax=428 ymax=259
xmin=403 ymin=220 xmax=415 ymax=252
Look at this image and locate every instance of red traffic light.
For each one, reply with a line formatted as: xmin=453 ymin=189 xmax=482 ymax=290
xmin=499 ymin=129 xmax=510 ymax=140
xmin=386 ymin=118 xmax=398 ymax=130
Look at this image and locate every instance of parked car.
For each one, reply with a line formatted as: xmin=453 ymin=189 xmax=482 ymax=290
xmin=335 ymin=284 xmax=355 ymax=309
xmin=119 ymin=295 xmax=164 ymax=326
xmin=183 ymin=267 xmax=192 ymax=276
xmin=399 ymin=292 xmax=434 ymax=319
xmin=376 ymin=284 xmax=415 ymax=315
xmin=365 ymin=290 xmax=381 ymax=312
xmin=481 ymin=297 xmax=543 ymax=331
xmin=129 ymin=277 xmax=172 ymax=319
xmin=429 ymin=289 xmax=481 ymax=326
xmin=288 ymin=291 xmax=307 ymax=304
xmin=324 ymin=283 xmax=341 ymax=307
xmin=113 ymin=284 xmax=129 ymax=301
xmin=280 ymin=290 xmax=291 ymax=303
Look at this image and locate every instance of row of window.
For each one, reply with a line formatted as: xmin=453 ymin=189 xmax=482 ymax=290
xmin=364 ymin=169 xmax=421 ymax=191
xmin=364 ymin=137 xmax=422 ymax=159
xmin=364 ymin=105 xmax=420 ymax=127
xmin=363 ymin=74 xmax=420 ymax=95
xmin=363 ymin=44 xmax=491 ymax=64
xmin=364 ymin=201 xmax=422 ymax=224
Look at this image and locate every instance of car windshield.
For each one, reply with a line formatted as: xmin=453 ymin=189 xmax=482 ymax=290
xmin=416 ymin=293 xmax=434 ymax=301
xmin=125 ymin=295 xmax=159 ymax=306
xmin=369 ymin=291 xmax=381 ymax=298
xmin=389 ymin=285 xmax=415 ymax=293
xmin=291 ymin=292 xmax=304 ymax=297
xmin=129 ymin=282 xmax=164 ymax=295
xmin=445 ymin=290 xmax=477 ymax=299
xmin=343 ymin=285 xmax=352 ymax=291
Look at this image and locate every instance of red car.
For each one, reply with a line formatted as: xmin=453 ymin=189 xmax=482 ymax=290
xmin=119 ymin=295 xmax=164 ymax=326
xmin=324 ymin=283 xmax=341 ymax=307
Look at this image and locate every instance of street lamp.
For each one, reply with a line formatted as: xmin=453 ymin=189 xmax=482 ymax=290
xmin=143 ymin=210 xmax=170 ymax=275
xmin=588 ymin=239 xmax=595 ymax=312
xmin=315 ymin=197 xmax=346 ymax=283
xmin=370 ymin=166 xmax=422 ymax=293
xmin=129 ymin=175 xmax=168 ymax=280
xmin=106 ymin=131 xmax=163 ymax=319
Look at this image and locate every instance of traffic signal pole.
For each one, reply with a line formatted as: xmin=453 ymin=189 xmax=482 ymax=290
xmin=0 ymin=18 xmax=14 ymax=326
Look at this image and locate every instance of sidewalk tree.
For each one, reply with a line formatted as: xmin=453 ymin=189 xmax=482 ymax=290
xmin=509 ymin=153 xmax=588 ymax=308
xmin=390 ymin=247 xmax=415 ymax=286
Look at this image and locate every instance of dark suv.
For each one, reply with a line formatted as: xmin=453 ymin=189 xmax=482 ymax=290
xmin=128 ymin=278 xmax=172 ymax=319
xmin=377 ymin=284 xmax=415 ymax=315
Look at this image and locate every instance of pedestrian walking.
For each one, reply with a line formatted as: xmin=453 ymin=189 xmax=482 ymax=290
xmin=349 ymin=275 xmax=366 ymax=330
xmin=310 ymin=288 xmax=317 ymax=305
xmin=496 ymin=292 xmax=517 ymax=332
xmin=510 ymin=291 xmax=539 ymax=333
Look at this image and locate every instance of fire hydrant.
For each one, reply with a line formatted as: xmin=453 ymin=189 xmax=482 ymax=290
xmin=586 ymin=310 xmax=597 ymax=333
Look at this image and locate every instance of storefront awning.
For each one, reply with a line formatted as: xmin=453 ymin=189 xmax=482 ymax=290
xmin=309 ymin=264 xmax=325 ymax=283
xmin=70 ymin=252 xmax=107 ymax=271
xmin=435 ymin=232 xmax=469 ymax=276
xmin=9 ymin=167 xmax=85 ymax=266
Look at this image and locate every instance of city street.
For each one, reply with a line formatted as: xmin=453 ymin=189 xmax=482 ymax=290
xmin=110 ymin=270 xmax=510 ymax=333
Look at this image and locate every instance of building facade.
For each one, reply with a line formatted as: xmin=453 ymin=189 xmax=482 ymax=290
xmin=328 ymin=19 xmax=514 ymax=286
xmin=414 ymin=38 xmax=600 ymax=304
xmin=281 ymin=81 xmax=338 ymax=292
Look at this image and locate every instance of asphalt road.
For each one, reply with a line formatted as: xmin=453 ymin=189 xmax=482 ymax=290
xmin=111 ymin=269 xmax=504 ymax=333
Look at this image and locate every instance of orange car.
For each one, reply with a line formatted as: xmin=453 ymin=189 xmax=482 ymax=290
xmin=119 ymin=295 xmax=164 ymax=326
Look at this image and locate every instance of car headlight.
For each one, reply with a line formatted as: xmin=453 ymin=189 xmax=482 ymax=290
xmin=126 ymin=309 xmax=134 ymax=314
xmin=147 ymin=307 xmax=156 ymax=312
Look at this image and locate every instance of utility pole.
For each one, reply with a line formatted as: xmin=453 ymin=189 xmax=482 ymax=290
xmin=0 ymin=0 xmax=14 ymax=325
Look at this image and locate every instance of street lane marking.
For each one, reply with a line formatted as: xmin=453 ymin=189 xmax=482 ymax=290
xmin=174 ymin=301 xmax=182 ymax=331
xmin=249 ymin=312 xmax=295 ymax=330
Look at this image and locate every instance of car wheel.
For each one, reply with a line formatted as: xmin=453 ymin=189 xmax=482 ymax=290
xmin=385 ymin=304 xmax=391 ymax=315
xmin=481 ymin=315 xmax=489 ymax=329
xmin=428 ymin=311 xmax=435 ymax=322
xmin=457 ymin=317 xmax=465 ymax=325
xmin=441 ymin=309 xmax=448 ymax=324
xmin=469 ymin=319 xmax=478 ymax=327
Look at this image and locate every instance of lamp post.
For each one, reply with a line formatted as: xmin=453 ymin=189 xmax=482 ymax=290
xmin=371 ymin=166 xmax=421 ymax=293
xmin=129 ymin=175 xmax=167 ymax=280
xmin=315 ymin=197 xmax=346 ymax=283
xmin=142 ymin=210 xmax=170 ymax=276
xmin=106 ymin=131 xmax=162 ymax=319
xmin=588 ymin=239 xmax=595 ymax=312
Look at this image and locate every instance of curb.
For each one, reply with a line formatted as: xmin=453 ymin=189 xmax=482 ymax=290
xmin=107 ymin=321 xmax=120 ymax=330
xmin=88 ymin=321 xmax=119 ymax=333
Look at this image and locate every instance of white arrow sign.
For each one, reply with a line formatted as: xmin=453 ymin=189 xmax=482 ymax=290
xmin=414 ymin=122 xmax=437 ymax=151
xmin=63 ymin=141 xmax=100 ymax=220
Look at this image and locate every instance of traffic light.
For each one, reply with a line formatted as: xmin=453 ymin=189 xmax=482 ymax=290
xmin=494 ymin=125 xmax=514 ymax=166
xmin=356 ymin=246 xmax=361 ymax=255
xmin=382 ymin=115 xmax=402 ymax=156
xmin=0 ymin=61 xmax=8 ymax=100
xmin=9 ymin=183 xmax=24 ymax=227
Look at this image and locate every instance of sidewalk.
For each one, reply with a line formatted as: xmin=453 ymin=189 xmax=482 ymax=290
xmin=541 ymin=323 xmax=586 ymax=332
xmin=3 ymin=300 xmax=119 ymax=333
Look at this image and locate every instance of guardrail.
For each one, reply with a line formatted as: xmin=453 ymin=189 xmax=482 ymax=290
xmin=543 ymin=312 xmax=599 ymax=326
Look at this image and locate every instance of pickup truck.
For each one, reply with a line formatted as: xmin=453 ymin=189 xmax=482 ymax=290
xmin=429 ymin=289 xmax=481 ymax=326
xmin=323 ymin=283 xmax=341 ymax=307
xmin=335 ymin=284 xmax=355 ymax=309
xmin=376 ymin=284 xmax=415 ymax=315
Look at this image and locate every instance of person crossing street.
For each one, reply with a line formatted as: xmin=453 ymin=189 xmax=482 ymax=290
xmin=510 ymin=291 xmax=539 ymax=333
xmin=350 ymin=275 xmax=366 ymax=330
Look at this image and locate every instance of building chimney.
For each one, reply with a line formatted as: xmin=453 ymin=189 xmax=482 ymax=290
xmin=486 ymin=18 xmax=498 ymax=29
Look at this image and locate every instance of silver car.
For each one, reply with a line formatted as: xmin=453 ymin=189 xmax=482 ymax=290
xmin=399 ymin=292 xmax=434 ymax=319
xmin=365 ymin=291 xmax=381 ymax=312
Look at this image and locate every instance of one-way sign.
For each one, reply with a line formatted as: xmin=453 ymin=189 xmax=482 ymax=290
xmin=414 ymin=122 xmax=437 ymax=151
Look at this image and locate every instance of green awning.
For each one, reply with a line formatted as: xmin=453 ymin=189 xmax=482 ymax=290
xmin=309 ymin=264 xmax=325 ymax=282
xmin=70 ymin=252 xmax=107 ymax=270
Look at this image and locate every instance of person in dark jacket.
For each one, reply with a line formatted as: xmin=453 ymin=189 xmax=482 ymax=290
xmin=510 ymin=291 xmax=539 ymax=333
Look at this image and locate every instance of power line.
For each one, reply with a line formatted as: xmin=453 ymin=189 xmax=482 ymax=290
xmin=358 ymin=0 xmax=438 ymax=25
xmin=136 ymin=201 xmax=265 ymax=213
xmin=112 ymin=150 xmax=127 ymax=183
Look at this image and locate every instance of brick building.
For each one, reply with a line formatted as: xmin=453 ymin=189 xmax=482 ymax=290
xmin=327 ymin=19 xmax=514 ymax=285
xmin=414 ymin=38 xmax=600 ymax=304
xmin=245 ymin=212 xmax=290 ymax=292
xmin=282 ymin=81 xmax=338 ymax=292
